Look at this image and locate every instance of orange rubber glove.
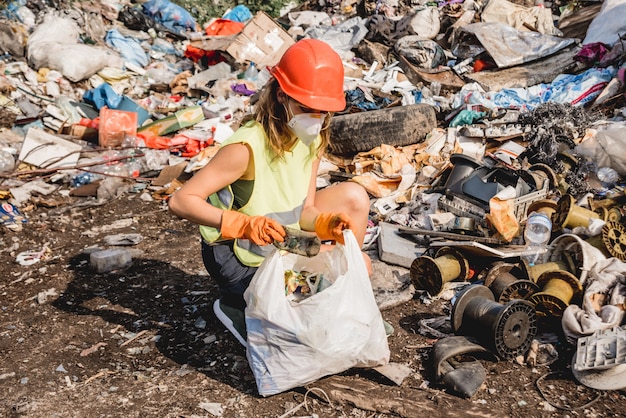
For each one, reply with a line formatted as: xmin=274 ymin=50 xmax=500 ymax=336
xmin=220 ymin=211 xmax=285 ymax=245
xmin=314 ymin=212 xmax=354 ymax=244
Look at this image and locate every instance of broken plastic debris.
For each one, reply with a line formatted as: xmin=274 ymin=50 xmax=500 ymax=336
xmin=16 ymin=246 xmax=50 ymax=266
xmin=572 ymin=326 xmax=626 ymax=390
xmin=36 ymin=288 xmax=58 ymax=304
xmin=0 ymin=372 xmax=16 ymax=380
xmin=194 ymin=317 xmax=207 ymax=329
xmin=373 ymin=362 xmax=414 ymax=386
xmin=198 ymin=402 xmax=224 ymax=416
xmin=203 ymin=334 xmax=217 ymax=344
xmin=574 ymin=326 xmax=626 ymax=371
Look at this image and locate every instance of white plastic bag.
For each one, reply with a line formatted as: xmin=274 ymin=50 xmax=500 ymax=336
xmin=244 ymin=230 xmax=390 ymax=396
xmin=27 ymin=15 xmax=123 ymax=82
xmin=575 ymin=122 xmax=626 ymax=176
xmin=583 ymin=0 xmax=626 ymax=47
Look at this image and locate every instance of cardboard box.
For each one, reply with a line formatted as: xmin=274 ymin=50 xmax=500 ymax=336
xmin=227 ymin=12 xmax=294 ymax=67
xmin=190 ymin=12 xmax=294 ymax=68
xmin=18 ymin=128 xmax=82 ymax=169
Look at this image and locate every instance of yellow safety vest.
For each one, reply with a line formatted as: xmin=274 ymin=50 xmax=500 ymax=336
xmin=200 ymin=121 xmax=319 ymax=266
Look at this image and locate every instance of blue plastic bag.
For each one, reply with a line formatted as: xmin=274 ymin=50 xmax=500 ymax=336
xmin=105 ymin=29 xmax=149 ymax=68
xmin=142 ymin=0 xmax=197 ymax=34
xmin=222 ymin=5 xmax=252 ymax=23
xmin=83 ymin=83 xmax=122 ymax=110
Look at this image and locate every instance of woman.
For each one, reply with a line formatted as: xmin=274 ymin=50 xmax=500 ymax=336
xmin=168 ymin=39 xmax=371 ymax=346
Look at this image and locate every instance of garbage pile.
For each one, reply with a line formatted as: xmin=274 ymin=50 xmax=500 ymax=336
xmin=1 ymin=0 xmax=626 ymax=399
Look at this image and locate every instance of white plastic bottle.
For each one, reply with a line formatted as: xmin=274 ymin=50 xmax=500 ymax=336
xmin=522 ymin=212 xmax=552 ymax=266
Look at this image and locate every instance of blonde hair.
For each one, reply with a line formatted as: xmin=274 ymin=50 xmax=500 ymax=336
xmin=243 ymin=78 xmax=332 ymax=160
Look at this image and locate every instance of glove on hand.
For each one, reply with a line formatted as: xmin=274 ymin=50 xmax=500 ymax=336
xmin=221 ymin=211 xmax=285 ymax=246
xmin=314 ymin=212 xmax=353 ymax=244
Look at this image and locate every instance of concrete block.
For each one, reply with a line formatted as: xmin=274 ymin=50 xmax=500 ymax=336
xmin=377 ymin=221 xmax=427 ymax=268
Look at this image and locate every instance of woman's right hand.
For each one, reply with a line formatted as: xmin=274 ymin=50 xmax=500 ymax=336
xmin=221 ymin=211 xmax=285 ymax=245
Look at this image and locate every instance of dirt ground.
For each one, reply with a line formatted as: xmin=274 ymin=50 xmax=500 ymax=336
xmin=1 ymin=192 xmax=625 ymax=418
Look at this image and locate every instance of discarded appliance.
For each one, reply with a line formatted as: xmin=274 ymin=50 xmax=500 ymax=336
xmin=437 ymin=153 xmax=549 ymax=225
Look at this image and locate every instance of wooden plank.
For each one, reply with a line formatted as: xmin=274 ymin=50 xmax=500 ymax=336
xmin=310 ymin=375 xmax=501 ymax=417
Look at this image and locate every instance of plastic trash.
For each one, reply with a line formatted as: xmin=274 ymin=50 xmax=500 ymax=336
xmin=0 ymin=150 xmax=16 ymax=172
xmin=16 ymin=246 xmax=50 ymax=266
xmin=222 ymin=5 xmax=252 ymax=22
xmin=597 ymin=166 xmax=619 ymax=188
xmin=523 ymin=212 xmax=552 ymax=266
xmin=70 ymin=172 xmax=99 ymax=187
xmin=244 ymin=62 xmax=258 ymax=81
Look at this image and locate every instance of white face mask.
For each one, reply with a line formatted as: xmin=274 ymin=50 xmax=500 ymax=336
xmin=287 ymin=113 xmax=325 ymax=145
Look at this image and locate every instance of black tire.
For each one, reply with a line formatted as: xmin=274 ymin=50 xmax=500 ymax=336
xmin=328 ymin=103 xmax=437 ymax=157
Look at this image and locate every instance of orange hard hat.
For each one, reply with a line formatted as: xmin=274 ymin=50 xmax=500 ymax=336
xmin=271 ymin=39 xmax=346 ymax=112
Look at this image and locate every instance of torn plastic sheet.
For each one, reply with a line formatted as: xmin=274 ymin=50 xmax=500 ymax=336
xmin=304 ymin=16 xmax=369 ymax=54
xmin=456 ymin=66 xmax=616 ymax=111
xmin=395 ymin=36 xmax=447 ymax=69
xmin=481 ymin=0 xmax=563 ymax=36
xmin=104 ymin=28 xmax=149 ymax=68
xmin=583 ymin=0 xmax=626 ymax=47
xmin=575 ymin=121 xmax=626 ymax=176
xmin=452 ymin=22 xmax=576 ymax=68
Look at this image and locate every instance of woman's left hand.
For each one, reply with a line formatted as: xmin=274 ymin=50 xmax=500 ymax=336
xmin=314 ymin=212 xmax=353 ymax=244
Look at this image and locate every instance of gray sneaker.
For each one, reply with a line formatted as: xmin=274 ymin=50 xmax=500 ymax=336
xmin=213 ymin=299 xmax=247 ymax=348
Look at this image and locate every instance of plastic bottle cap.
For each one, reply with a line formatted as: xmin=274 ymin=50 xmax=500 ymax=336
xmin=527 ymin=212 xmax=552 ymax=230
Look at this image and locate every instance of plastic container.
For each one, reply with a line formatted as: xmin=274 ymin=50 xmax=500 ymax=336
xmin=255 ymin=67 xmax=271 ymax=87
xmin=244 ymin=62 xmax=258 ymax=81
xmin=90 ymin=248 xmax=132 ymax=273
xmin=98 ymin=108 xmax=138 ymax=148
xmin=71 ymin=172 xmax=99 ymax=187
xmin=522 ymin=212 xmax=552 ymax=266
xmin=116 ymin=96 xmax=151 ymax=126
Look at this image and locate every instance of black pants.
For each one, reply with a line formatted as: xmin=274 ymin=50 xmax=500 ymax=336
xmin=201 ymin=240 xmax=257 ymax=310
